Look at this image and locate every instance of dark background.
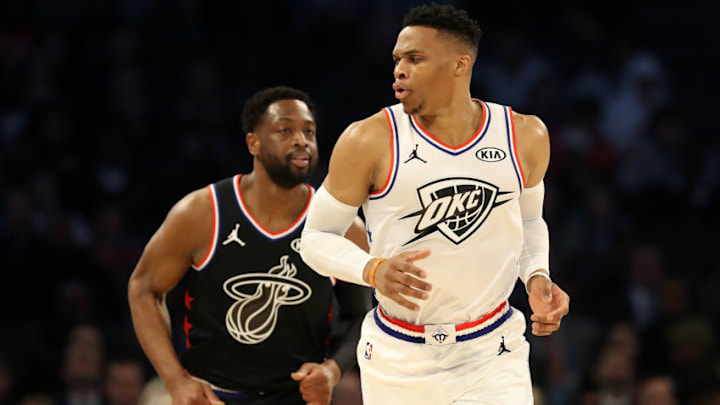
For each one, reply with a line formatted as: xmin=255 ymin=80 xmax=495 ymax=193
xmin=1 ymin=1 xmax=719 ymax=404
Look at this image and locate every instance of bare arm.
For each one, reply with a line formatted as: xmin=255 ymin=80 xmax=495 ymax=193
xmin=512 ymin=112 xmax=550 ymax=189
xmin=300 ymin=113 xmax=387 ymax=287
xmin=323 ymin=114 xmax=388 ymax=206
xmin=301 ymin=112 xmax=432 ymax=311
xmin=344 ymin=217 xmax=370 ymax=253
xmin=128 ymin=188 xmax=222 ymax=404
xmin=513 ymin=112 xmax=552 ymax=281
xmin=512 ymin=112 xmax=569 ymax=336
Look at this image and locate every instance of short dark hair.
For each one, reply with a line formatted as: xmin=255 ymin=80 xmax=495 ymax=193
xmin=402 ymin=4 xmax=483 ymax=57
xmin=241 ymin=86 xmax=314 ymax=134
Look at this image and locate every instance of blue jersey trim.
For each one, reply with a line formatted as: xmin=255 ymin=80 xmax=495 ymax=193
xmin=409 ymin=102 xmax=492 ymax=156
xmin=369 ymin=107 xmax=400 ymax=200
xmin=504 ymin=108 xmax=524 ymax=193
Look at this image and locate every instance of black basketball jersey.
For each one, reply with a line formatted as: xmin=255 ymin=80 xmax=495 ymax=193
xmin=180 ymin=174 xmax=334 ymax=393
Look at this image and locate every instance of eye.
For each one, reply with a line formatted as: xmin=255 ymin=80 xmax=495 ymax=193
xmin=410 ymin=56 xmax=423 ymax=63
xmin=393 ymin=57 xmax=400 ymax=66
xmin=280 ymin=127 xmax=292 ymax=134
xmin=304 ymin=128 xmax=316 ymax=137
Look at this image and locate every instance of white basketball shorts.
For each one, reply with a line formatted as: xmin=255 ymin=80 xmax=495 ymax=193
xmin=356 ymin=302 xmax=533 ymax=404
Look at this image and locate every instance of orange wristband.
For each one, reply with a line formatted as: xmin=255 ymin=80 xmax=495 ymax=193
xmin=368 ymin=258 xmax=387 ymax=288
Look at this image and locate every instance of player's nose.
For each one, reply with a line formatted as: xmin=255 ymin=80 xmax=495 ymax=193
xmin=292 ymin=130 xmax=308 ymax=147
xmin=394 ymin=60 xmax=408 ymax=80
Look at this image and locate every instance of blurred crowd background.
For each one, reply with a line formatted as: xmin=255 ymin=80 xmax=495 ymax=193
xmin=1 ymin=1 xmax=719 ymax=404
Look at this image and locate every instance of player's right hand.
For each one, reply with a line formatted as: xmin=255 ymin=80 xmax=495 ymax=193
xmin=167 ymin=375 xmax=225 ymax=405
xmin=370 ymin=250 xmax=432 ymax=311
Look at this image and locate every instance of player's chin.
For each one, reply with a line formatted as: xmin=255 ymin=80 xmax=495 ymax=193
xmin=289 ymin=165 xmax=314 ymax=182
xmin=401 ymin=99 xmax=422 ymax=115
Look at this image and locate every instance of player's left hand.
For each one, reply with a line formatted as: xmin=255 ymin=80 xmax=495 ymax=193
xmin=290 ymin=359 xmax=341 ymax=405
xmin=527 ymin=275 xmax=570 ymax=336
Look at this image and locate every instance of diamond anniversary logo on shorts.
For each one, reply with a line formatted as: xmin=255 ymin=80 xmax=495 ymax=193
xmin=400 ymin=177 xmax=512 ymax=245
xmin=432 ymin=327 xmax=449 ymax=344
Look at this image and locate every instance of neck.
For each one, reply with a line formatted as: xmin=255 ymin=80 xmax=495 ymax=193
xmin=416 ymin=88 xmax=481 ymax=147
xmin=240 ymin=164 xmax=309 ymax=230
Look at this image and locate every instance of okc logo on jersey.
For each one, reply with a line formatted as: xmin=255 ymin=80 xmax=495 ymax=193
xmin=401 ymin=178 xmax=512 ymax=245
xmin=223 ymin=255 xmax=311 ymax=345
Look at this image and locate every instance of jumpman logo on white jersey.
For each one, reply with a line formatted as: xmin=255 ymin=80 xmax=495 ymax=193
xmin=222 ymin=223 xmax=246 ymax=247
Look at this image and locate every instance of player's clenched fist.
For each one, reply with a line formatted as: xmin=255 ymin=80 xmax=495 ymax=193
xmin=291 ymin=359 xmax=341 ymax=405
xmin=363 ymin=250 xmax=433 ymax=311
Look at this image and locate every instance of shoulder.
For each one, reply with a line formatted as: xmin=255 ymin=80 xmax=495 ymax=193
xmin=165 ymin=186 xmax=214 ymax=231
xmin=140 ymin=185 xmax=215 ymax=262
xmin=511 ymin=111 xmax=549 ymax=146
xmin=511 ymin=111 xmax=550 ymax=187
xmin=334 ymin=110 xmax=392 ymax=152
xmin=325 ymin=110 xmax=393 ymax=203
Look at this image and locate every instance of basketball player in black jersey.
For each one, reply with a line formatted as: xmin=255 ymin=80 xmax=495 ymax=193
xmin=128 ymin=87 xmax=372 ymax=405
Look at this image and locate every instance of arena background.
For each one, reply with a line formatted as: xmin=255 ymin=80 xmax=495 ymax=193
xmin=1 ymin=1 xmax=719 ymax=404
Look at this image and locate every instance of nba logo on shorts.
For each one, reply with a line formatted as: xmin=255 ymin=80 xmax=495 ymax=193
xmin=364 ymin=342 xmax=373 ymax=360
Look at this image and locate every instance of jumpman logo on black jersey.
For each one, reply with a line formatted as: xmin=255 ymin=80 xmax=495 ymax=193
xmin=497 ymin=336 xmax=511 ymax=356
xmin=223 ymin=223 xmax=246 ymax=247
xmin=404 ymin=144 xmax=427 ymax=164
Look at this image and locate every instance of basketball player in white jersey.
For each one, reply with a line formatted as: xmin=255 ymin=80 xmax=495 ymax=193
xmin=300 ymin=4 xmax=570 ymax=404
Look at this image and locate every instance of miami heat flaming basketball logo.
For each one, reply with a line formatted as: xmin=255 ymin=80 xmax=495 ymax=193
xmin=223 ymin=255 xmax=311 ymax=344
xmin=401 ymin=177 xmax=513 ymax=245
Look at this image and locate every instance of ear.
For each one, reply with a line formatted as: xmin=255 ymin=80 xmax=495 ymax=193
xmin=246 ymin=132 xmax=260 ymax=157
xmin=455 ymin=54 xmax=473 ymax=76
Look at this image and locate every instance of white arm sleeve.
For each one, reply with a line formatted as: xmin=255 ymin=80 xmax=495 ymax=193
xmin=519 ymin=181 xmax=551 ymax=290
xmin=300 ymin=186 xmax=373 ymax=286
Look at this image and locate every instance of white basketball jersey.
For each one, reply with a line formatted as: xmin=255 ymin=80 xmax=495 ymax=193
xmin=362 ymin=100 xmax=526 ymax=325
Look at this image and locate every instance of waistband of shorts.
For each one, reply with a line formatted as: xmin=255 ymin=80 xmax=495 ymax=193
xmin=188 ymin=375 xmax=252 ymax=399
xmin=373 ymin=301 xmax=513 ymax=345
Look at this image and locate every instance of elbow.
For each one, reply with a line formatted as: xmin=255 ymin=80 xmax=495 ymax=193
xmin=127 ymin=270 xmax=154 ymax=308
xmin=300 ymin=230 xmax=329 ymax=277
xmin=127 ymin=272 xmax=142 ymax=306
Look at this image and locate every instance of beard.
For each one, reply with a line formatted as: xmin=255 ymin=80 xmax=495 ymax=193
xmin=403 ymin=99 xmax=424 ymax=115
xmin=260 ymin=148 xmax=317 ymax=189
